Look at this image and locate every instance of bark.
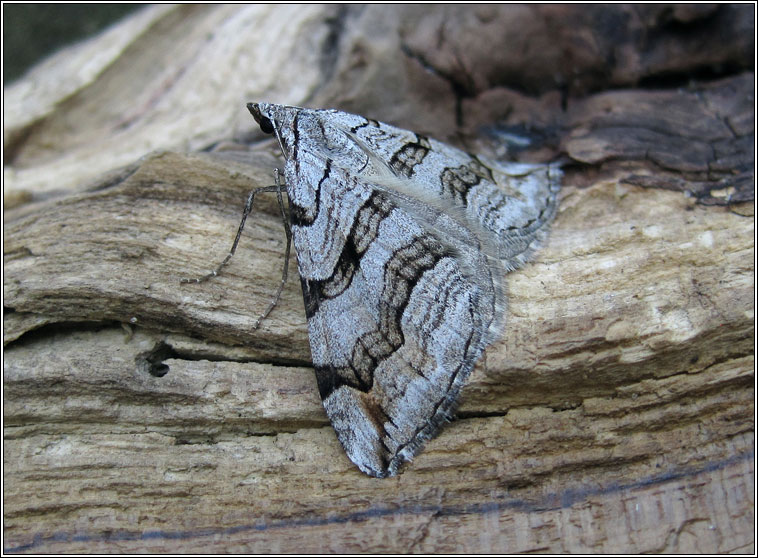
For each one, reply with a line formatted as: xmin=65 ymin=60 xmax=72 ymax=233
xmin=3 ymin=4 xmax=754 ymax=553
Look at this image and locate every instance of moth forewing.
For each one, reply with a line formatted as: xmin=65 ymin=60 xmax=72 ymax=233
xmin=246 ymin=102 xmax=560 ymax=477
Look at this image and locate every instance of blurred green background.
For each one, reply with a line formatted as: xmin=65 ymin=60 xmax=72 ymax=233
xmin=3 ymin=3 xmax=142 ymax=84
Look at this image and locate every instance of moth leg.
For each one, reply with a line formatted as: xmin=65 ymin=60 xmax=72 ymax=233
xmin=252 ymin=168 xmax=292 ymax=329
xmin=180 ymin=178 xmax=285 ymax=286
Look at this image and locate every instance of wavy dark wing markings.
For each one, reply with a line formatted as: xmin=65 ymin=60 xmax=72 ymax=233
xmin=344 ymin=118 xmax=562 ymax=267
xmin=292 ymin=166 xmax=496 ymax=477
xmin=250 ymin=102 xmax=560 ymax=477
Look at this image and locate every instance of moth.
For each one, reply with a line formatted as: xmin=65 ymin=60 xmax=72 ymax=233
xmin=191 ymin=103 xmax=561 ymax=477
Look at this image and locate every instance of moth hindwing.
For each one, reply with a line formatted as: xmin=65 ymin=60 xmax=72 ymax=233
xmin=248 ymin=102 xmax=561 ymax=477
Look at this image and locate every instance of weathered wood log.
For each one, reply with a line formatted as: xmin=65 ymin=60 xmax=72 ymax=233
xmin=3 ymin=5 xmax=754 ymax=553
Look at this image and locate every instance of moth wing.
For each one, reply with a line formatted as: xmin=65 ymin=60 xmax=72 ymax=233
xmin=344 ymin=119 xmax=561 ymax=268
xmin=253 ymin=103 xmax=560 ymax=477
xmin=292 ymin=163 xmax=496 ymax=477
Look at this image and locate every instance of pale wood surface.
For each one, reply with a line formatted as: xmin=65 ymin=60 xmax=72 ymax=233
xmin=3 ymin=5 xmax=754 ymax=553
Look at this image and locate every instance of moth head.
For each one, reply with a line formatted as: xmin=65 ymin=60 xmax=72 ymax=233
xmin=246 ymin=103 xmax=361 ymax=169
xmin=247 ymin=102 xmax=275 ymax=134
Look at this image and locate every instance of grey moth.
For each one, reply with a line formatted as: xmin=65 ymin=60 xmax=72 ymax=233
xmin=240 ymin=103 xmax=560 ymax=477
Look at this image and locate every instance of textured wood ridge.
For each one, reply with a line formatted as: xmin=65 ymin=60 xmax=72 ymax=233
xmin=3 ymin=4 xmax=754 ymax=553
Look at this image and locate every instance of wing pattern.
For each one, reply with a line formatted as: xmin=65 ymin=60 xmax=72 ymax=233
xmin=249 ymin=103 xmax=560 ymax=477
